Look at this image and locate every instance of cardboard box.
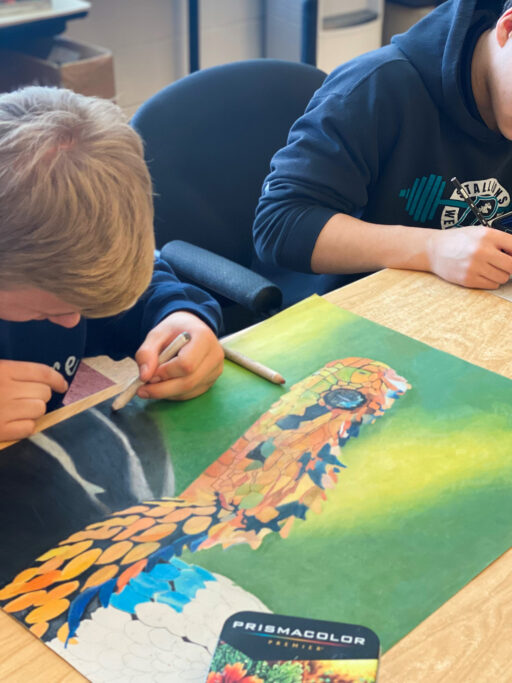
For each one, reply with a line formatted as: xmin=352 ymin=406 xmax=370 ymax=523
xmin=0 ymin=37 xmax=115 ymax=100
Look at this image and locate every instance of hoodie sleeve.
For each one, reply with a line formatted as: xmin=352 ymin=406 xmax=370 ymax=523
xmin=84 ymin=258 xmax=222 ymax=360
xmin=253 ymin=52 xmax=405 ymax=273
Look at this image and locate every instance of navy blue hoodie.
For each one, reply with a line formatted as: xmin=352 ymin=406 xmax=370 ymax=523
xmin=0 ymin=258 xmax=222 ymax=410
xmin=253 ymin=0 xmax=512 ymax=273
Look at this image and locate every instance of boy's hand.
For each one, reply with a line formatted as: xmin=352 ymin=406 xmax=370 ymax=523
xmin=0 ymin=360 xmax=68 ymax=442
xmin=428 ymin=226 xmax=512 ymax=289
xmin=135 ymin=311 xmax=224 ymax=401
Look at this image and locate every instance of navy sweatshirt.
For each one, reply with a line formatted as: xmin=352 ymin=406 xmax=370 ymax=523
xmin=0 ymin=258 xmax=222 ymax=410
xmin=253 ymin=0 xmax=512 ymax=273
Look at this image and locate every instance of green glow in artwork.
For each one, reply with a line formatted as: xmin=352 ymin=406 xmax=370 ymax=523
xmin=150 ymin=296 xmax=512 ymax=651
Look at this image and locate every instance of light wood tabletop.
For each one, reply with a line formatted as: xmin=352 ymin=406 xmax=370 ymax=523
xmin=327 ymin=269 xmax=512 ymax=683
xmin=0 ymin=268 xmax=511 ymax=682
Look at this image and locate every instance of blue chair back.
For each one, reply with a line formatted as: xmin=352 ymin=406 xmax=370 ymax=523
xmin=132 ymin=59 xmax=346 ymax=314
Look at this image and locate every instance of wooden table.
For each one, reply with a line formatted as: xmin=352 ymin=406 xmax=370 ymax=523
xmin=1 ymin=268 xmax=511 ymax=682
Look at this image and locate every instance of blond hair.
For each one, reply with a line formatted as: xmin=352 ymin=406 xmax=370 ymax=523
xmin=0 ymin=86 xmax=155 ymax=317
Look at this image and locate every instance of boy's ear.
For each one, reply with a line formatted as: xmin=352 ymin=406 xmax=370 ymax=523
xmin=496 ymin=9 xmax=512 ymax=48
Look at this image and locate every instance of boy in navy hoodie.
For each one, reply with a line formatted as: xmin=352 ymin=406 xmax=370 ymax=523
xmin=254 ymin=0 xmax=512 ymax=291
xmin=0 ymin=87 xmax=224 ymax=442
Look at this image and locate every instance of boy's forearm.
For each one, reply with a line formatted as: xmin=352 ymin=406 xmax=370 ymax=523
xmin=310 ymin=213 xmax=435 ymax=274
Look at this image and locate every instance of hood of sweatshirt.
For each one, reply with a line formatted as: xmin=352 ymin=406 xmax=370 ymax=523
xmin=392 ymin=0 xmax=503 ymax=140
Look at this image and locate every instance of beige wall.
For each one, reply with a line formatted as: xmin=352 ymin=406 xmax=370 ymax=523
xmin=64 ymin=0 xmax=264 ymax=116
xmin=382 ymin=2 xmax=435 ymax=45
xmin=63 ymin=0 xmax=431 ymax=117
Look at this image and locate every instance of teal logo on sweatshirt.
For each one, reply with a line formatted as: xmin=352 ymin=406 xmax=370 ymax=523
xmin=399 ymin=175 xmax=510 ymax=227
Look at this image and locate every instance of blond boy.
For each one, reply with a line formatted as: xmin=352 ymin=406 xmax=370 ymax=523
xmin=0 ymin=86 xmax=224 ymax=442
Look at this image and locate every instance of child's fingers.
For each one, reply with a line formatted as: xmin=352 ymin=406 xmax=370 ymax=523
xmin=1 ymin=361 xmax=68 ymax=394
xmin=138 ymin=351 xmax=223 ymax=400
xmin=0 ymin=419 xmax=36 ymax=442
xmin=135 ymin=330 xmax=172 ymax=381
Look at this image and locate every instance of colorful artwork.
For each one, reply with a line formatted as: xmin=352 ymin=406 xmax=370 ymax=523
xmin=0 ymin=358 xmax=407 ymax=681
xmin=2 ymin=295 xmax=512 ymax=681
xmin=0 ymin=401 xmax=173 ymax=587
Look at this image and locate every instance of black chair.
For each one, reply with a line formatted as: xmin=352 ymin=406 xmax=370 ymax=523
xmin=131 ymin=58 xmax=346 ymax=334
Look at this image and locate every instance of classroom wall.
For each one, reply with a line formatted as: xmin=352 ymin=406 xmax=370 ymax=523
xmin=382 ymin=2 xmax=435 ymax=45
xmin=64 ymin=0 xmax=265 ymax=117
xmin=63 ymin=0 xmax=434 ymax=117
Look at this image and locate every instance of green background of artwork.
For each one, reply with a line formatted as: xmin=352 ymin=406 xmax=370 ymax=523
xmin=149 ymin=296 xmax=512 ymax=652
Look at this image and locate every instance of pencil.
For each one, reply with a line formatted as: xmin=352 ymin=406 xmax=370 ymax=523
xmin=222 ymin=344 xmax=285 ymax=385
xmin=111 ymin=332 xmax=191 ymax=411
xmin=451 ymin=176 xmax=491 ymax=227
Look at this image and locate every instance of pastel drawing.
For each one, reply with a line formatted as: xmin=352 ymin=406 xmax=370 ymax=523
xmin=0 ymin=358 xmax=408 ymax=681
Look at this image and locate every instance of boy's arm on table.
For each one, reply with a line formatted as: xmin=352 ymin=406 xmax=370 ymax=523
xmin=253 ymin=80 xmax=512 ymax=290
xmin=86 ymin=258 xmax=224 ymax=400
xmin=311 ymin=213 xmax=512 ymax=290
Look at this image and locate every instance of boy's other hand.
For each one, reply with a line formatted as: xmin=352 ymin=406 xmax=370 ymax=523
xmin=0 ymin=360 xmax=68 ymax=442
xmin=428 ymin=225 xmax=512 ymax=289
xmin=135 ymin=311 xmax=224 ymax=401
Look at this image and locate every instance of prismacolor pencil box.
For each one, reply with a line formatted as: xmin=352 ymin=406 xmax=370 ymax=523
xmin=206 ymin=611 xmax=380 ymax=683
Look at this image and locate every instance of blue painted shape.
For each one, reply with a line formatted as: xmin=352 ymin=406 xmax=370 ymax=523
xmin=191 ymin=565 xmax=215 ymax=582
xmin=346 ymin=421 xmax=361 ymax=438
xmin=297 ymin=451 xmax=312 ymax=479
xmin=260 ymin=439 xmax=275 ymax=458
xmin=155 ymin=590 xmax=190 ymax=611
xmin=67 ymin=585 xmax=101 ymax=642
xmin=307 ymin=461 xmax=327 ymax=488
xmin=148 ymin=563 xmax=181 ymax=581
xmin=245 ymin=442 xmax=266 ymax=464
xmin=109 ymin=585 xmax=145 ymax=613
xmin=169 ymin=557 xmax=188 ymax=570
xmin=317 ymin=442 xmax=343 ymax=467
xmin=244 ymin=514 xmax=281 ymax=534
xmin=276 ymin=501 xmax=308 ymax=521
xmin=146 ymin=544 xmax=177 ymax=568
xmin=99 ymin=578 xmax=117 ymax=607
xmin=188 ymin=533 xmax=208 ymax=552
xmin=173 ymin=570 xmax=205 ymax=597
xmin=130 ymin=573 xmax=170 ymax=597
xmin=277 ymin=403 xmax=329 ymax=429
xmin=323 ymin=388 xmax=365 ymax=410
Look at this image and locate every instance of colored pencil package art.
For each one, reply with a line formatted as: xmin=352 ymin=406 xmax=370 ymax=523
xmin=207 ymin=611 xmax=380 ymax=683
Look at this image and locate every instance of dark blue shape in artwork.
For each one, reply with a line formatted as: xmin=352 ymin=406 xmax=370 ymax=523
xmin=276 ymin=403 xmax=329 ymax=429
xmin=245 ymin=443 xmax=266 ymax=463
xmin=317 ymin=442 xmax=344 ymax=467
xmin=67 ymin=585 xmax=102 ymax=643
xmin=323 ymin=388 xmax=366 ymax=410
xmin=99 ymin=578 xmax=117 ymax=607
